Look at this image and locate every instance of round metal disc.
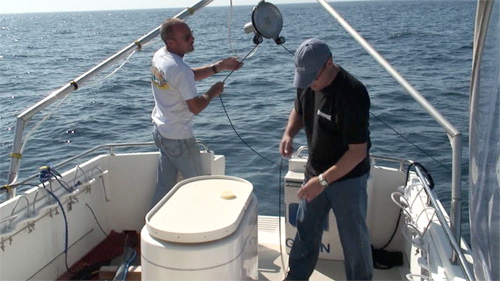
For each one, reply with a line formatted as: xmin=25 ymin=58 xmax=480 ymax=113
xmin=251 ymin=2 xmax=283 ymax=39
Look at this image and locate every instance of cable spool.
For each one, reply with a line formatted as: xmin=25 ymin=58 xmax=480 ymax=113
xmin=243 ymin=1 xmax=285 ymax=45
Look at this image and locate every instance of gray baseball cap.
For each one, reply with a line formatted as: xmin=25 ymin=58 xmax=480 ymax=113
xmin=293 ymin=38 xmax=331 ymax=89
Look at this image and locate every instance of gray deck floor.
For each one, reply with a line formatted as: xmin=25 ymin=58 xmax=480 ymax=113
xmin=257 ymin=216 xmax=405 ymax=281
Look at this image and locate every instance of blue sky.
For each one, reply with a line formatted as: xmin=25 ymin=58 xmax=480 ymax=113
xmin=2 ymin=0 xmax=314 ymax=14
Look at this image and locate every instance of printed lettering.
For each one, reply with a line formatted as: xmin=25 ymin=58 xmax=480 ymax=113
xmin=286 ymin=238 xmax=330 ymax=253
xmin=317 ymin=109 xmax=332 ymax=121
xmin=320 ymin=243 xmax=331 ymax=253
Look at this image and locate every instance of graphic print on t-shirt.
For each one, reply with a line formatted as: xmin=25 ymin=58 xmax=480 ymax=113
xmin=151 ymin=66 xmax=170 ymax=90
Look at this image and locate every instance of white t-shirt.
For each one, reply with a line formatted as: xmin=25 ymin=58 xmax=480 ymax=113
xmin=151 ymin=48 xmax=198 ymax=139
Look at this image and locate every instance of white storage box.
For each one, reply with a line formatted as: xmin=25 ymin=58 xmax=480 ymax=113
xmin=141 ymin=175 xmax=258 ymax=280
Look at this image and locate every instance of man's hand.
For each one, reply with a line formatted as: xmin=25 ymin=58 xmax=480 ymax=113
xmin=218 ymin=57 xmax=243 ymax=72
xmin=279 ymin=135 xmax=294 ymax=158
xmin=208 ymin=82 xmax=224 ymax=98
xmin=297 ymin=177 xmax=325 ymax=202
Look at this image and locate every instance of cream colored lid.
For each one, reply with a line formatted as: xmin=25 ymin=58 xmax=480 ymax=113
xmin=146 ymin=175 xmax=254 ymax=243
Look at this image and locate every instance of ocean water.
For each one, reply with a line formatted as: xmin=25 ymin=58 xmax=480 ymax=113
xmin=0 ymin=1 xmax=475 ymax=239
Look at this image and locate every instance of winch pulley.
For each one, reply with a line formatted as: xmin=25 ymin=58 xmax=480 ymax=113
xmin=244 ymin=1 xmax=285 ymax=45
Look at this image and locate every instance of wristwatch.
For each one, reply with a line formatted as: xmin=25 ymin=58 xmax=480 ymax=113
xmin=318 ymin=173 xmax=329 ymax=188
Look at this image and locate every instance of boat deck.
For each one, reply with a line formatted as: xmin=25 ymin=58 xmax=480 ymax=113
xmin=57 ymin=215 xmax=405 ymax=280
xmin=257 ymin=216 xmax=405 ymax=281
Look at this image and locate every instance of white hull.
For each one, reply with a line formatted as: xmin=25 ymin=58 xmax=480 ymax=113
xmin=0 ymin=149 xmax=471 ymax=280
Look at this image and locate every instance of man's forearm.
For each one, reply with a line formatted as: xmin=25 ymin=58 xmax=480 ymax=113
xmin=284 ymin=108 xmax=303 ymax=138
xmin=193 ymin=62 xmax=219 ymax=81
xmin=321 ymin=143 xmax=367 ymax=184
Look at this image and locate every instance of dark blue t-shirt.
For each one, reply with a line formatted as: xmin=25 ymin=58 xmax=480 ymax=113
xmin=295 ymin=66 xmax=371 ymax=181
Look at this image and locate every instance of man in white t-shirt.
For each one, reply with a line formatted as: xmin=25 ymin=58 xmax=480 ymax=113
xmin=150 ymin=18 xmax=242 ymax=206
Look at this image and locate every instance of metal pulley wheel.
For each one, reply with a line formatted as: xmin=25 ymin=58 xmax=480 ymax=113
xmin=244 ymin=1 xmax=285 ymax=45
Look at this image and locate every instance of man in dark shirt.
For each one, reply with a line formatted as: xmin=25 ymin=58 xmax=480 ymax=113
xmin=279 ymin=38 xmax=373 ymax=280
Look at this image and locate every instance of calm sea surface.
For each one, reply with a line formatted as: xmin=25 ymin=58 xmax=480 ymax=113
xmin=0 ymin=1 xmax=475 ymax=239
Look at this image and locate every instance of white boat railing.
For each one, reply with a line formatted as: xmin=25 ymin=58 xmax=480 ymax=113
xmin=2 ymin=141 xmax=214 ymax=194
xmin=413 ymin=165 xmax=474 ymax=281
xmin=5 ymin=0 xmax=215 ymax=198
xmin=3 ymin=142 xmax=153 ymax=194
xmin=315 ymin=0 xmax=464 ymax=267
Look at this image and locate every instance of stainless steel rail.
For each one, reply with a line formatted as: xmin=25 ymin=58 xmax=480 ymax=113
xmin=296 ymin=145 xmax=413 ymax=171
xmin=2 ymin=141 xmax=212 ymax=195
xmin=315 ymin=0 xmax=463 ymax=264
xmin=4 ymin=142 xmax=155 ymax=193
xmin=6 ymin=0 xmax=214 ymax=198
xmin=414 ymin=165 xmax=474 ymax=281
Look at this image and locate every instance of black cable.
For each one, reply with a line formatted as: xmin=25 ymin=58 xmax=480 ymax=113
xmin=378 ymin=162 xmax=433 ymax=250
xmin=278 ymin=157 xmax=284 ymax=227
xmin=376 ymin=161 xmax=414 ymax=251
xmin=379 ymin=211 xmax=402 ymax=250
xmin=370 ymin=112 xmax=468 ymax=185
xmin=85 ymin=203 xmax=109 ymax=238
xmin=405 ymin=162 xmax=434 ymax=190
xmin=54 ymin=177 xmax=73 ymax=193
xmin=218 ymin=44 xmax=279 ymax=166
xmin=277 ymin=157 xmax=287 ymax=273
xmin=222 ymin=44 xmax=258 ymax=83
xmin=280 ymin=44 xmax=295 ymax=56
xmin=218 ymin=95 xmax=278 ymax=166
xmin=217 ymin=42 xmax=296 ymax=166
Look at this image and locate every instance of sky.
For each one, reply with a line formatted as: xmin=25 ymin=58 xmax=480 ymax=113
xmin=2 ymin=0 xmax=314 ymax=14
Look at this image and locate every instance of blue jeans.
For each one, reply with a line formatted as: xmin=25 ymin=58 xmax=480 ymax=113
xmin=151 ymin=128 xmax=204 ymax=207
xmin=287 ymin=173 xmax=373 ymax=280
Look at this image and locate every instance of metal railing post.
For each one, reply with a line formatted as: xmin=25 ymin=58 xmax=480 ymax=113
xmin=450 ymin=133 xmax=463 ymax=263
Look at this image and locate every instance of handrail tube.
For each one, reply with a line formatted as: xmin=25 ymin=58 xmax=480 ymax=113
xmin=15 ymin=0 xmax=212 ymax=124
xmin=316 ymin=0 xmax=459 ymax=137
xmin=5 ymin=142 xmax=156 ymax=192
xmin=370 ymin=155 xmax=413 ymax=171
xmin=67 ymin=0 xmax=214 ymax=92
xmin=316 ymin=0 xmax=463 ymax=263
xmin=3 ymin=139 xmax=218 ymax=196
xmin=450 ymin=134 xmax=463 ymax=262
xmin=7 ymin=118 xmax=25 ymax=197
xmin=6 ymin=0 xmax=214 ymax=197
xmin=296 ymin=146 xmax=412 ymax=171
xmin=414 ymin=165 xmax=473 ymax=281
xmin=298 ymin=145 xmax=413 ymax=170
